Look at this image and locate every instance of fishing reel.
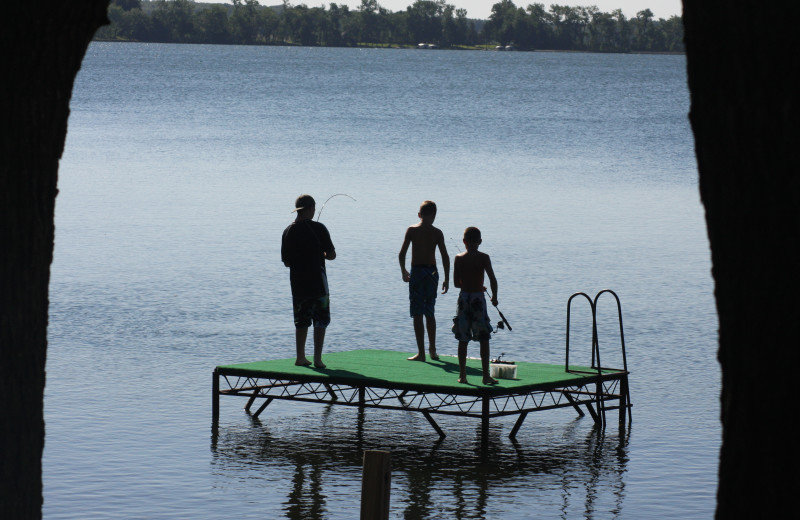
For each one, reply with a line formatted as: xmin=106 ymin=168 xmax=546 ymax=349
xmin=490 ymin=352 xmax=515 ymax=365
xmin=492 ymin=309 xmax=512 ymax=333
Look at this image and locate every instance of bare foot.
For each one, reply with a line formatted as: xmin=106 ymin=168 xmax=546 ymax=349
xmin=429 ymin=351 xmax=440 ymax=361
xmin=314 ymin=360 xmax=326 ymax=369
xmin=483 ymin=376 xmax=499 ymax=385
xmin=295 ymin=358 xmax=312 ymax=366
xmin=407 ymin=353 xmax=425 ymax=361
xmin=457 ymin=377 xmax=468 ymax=384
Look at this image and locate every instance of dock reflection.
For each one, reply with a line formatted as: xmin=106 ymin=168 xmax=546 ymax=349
xmin=211 ymin=406 xmax=629 ymax=519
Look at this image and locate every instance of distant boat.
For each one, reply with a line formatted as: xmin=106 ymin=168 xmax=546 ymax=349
xmin=417 ymin=43 xmax=437 ymax=49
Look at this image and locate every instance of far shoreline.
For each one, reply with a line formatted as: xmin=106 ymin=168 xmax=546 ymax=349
xmin=92 ymin=38 xmax=685 ymax=56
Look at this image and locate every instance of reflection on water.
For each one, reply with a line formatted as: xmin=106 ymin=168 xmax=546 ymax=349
xmin=211 ymin=405 xmax=629 ymax=519
xmin=286 ymin=453 xmax=326 ymax=520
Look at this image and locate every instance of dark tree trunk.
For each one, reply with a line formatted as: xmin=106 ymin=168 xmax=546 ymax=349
xmin=683 ymin=1 xmax=800 ymax=516
xmin=0 ymin=3 xmax=109 ymax=518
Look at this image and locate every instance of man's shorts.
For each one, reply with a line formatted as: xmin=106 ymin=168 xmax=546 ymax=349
xmin=409 ymin=265 xmax=438 ymax=318
xmin=293 ymin=295 xmax=330 ymax=328
xmin=452 ymin=291 xmax=493 ymax=342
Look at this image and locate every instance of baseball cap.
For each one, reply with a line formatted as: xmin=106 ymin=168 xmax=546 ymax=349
xmin=292 ymin=194 xmax=315 ymax=212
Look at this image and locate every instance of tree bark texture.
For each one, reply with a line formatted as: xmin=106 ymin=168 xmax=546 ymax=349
xmin=1 ymin=3 xmax=109 ymax=518
xmin=683 ymin=1 xmax=800 ymax=516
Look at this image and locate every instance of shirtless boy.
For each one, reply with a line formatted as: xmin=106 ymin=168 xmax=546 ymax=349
xmin=452 ymin=226 xmax=499 ymax=385
xmin=399 ymin=200 xmax=450 ymax=361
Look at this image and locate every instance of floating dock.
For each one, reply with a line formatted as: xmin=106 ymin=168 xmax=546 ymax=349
xmin=213 ymin=349 xmax=630 ymax=439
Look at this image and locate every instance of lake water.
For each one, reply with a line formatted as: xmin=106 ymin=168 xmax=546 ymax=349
xmin=45 ymin=43 xmax=717 ymax=519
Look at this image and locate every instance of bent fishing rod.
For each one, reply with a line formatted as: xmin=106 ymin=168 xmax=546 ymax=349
xmin=316 ymin=193 xmax=356 ymax=221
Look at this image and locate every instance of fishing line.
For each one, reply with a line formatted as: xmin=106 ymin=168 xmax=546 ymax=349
xmin=449 ymin=236 xmax=462 ymax=254
xmin=316 ymin=193 xmax=356 ymax=221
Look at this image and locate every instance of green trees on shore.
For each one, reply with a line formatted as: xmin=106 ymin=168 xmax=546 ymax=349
xmin=96 ymin=0 xmax=684 ymax=52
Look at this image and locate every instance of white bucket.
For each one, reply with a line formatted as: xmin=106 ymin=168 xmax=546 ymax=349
xmin=490 ymin=363 xmax=517 ymax=379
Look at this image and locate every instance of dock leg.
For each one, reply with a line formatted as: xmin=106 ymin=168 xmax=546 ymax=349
xmin=618 ymin=377 xmax=628 ymax=426
xmin=357 ymin=405 xmax=366 ymax=444
xmin=585 ymin=402 xmax=601 ymax=425
xmin=397 ymin=389 xmax=408 ymax=406
xmin=212 ymin=369 xmax=219 ymax=423
xmin=422 ymin=411 xmax=446 ymax=439
xmin=252 ymin=397 xmax=274 ymax=419
xmin=359 ymin=386 xmax=366 ymax=406
xmin=481 ymin=396 xmax=490 ymax=439
xmin=621 ymin=376 xmax=632 ymax=425
xmin=509 ymin=411 xmax=528 ymax=439
xmin=324 ymin=383 xmax=338 ymax=401
xmin=596 ymin=381 xmax=606 ymax=428
xmin=245 ymin=392 xmax=258 ymax=412
xmin=564 ymin=392 xmax=586 ymax=417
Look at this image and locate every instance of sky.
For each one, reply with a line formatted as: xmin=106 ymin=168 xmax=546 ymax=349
xmin=194 ymin=1 xmax=683 ymax=21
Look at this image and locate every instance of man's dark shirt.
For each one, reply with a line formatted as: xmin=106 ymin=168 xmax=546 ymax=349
xmin=281 ymin=219 xmax=335 ymax=299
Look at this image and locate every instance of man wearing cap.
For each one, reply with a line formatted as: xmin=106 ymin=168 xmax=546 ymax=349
xmin=281 ymin=194 xmax=336 ymax=368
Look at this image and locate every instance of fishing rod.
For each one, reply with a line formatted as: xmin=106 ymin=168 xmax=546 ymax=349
xmin=488 ymin=291 xmax=512 ymax=331
xmin=449 ymin=237 xmax=512 ymax=333
xmin=316 ymin=193 xmax=356 ymax=221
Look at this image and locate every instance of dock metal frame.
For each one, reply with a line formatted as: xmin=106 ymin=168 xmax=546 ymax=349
xmin=213 ymin=368 xmax=628 ymax=439
xmin=213 ymin=290 xmax=632 ymax=439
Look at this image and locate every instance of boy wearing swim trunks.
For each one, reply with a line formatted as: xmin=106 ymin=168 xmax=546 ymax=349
xmin=281 ymin=194 xmax=336 ymax=368
xmin=399 ymin=200 xmax=450 ymax=361
xmin=452 ymin=226 xmax=499 ymax=385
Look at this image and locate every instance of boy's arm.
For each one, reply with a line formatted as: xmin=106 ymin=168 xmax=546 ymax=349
xmin=398 ymin=228 xmax=412 ymax=282
xmin=485 ymin=255 xmax=498 ymax=306
xmin=436 ymin=230 xmax=450 ymax=293
xmin=452 ymin=254 xmax=462 ymax=289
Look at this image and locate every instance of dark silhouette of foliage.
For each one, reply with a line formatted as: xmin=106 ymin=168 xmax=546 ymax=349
xmin=94 ymin=0 xmax=684 ymax=52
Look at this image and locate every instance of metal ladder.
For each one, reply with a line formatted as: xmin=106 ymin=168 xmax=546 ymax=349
xmin=565 ymin=289 xmax=632 ymax=427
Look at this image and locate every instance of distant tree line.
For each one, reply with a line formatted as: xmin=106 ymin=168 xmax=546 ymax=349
xmin=96 ymin=0 xmax=684 ymax=52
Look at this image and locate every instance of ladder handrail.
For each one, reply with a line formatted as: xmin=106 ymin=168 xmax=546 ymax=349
xmin=573 ymin=288 xmax=631 ymax=425
xmin=593 ymin=289 xmax=629 ymax=373
xmin=565 ymin=292 xmax=600 ymax=374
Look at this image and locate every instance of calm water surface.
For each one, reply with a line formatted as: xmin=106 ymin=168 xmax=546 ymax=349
xmin=46 ymin=43 xmax=717 ymax=519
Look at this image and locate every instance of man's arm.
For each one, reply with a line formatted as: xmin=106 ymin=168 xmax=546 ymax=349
xmin=436 ymin=230 xmax=450 ymax=293
xmin=320 ymin=223 xmax=336 ymax=261
xmin=484 ymin=255 xmax=498 ymax=306
xmin=281 ymin=229 xmax=292 ymax=268
xmin=398 ymin=228 xmax=412 ymax=282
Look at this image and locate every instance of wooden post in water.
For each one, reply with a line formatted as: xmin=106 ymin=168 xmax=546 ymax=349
xmin=361 ymin=450 xmax=391 ymax=520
